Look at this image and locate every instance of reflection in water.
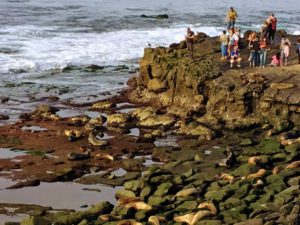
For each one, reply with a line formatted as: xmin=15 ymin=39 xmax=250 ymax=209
xmin=0 ymin=179 xmax=121 ymax=210
xmin=0 ymin=148 xmax=28 ymax=159
xmin=21 ymin=126 xmax=48 ymax=132
xmin=154 ymin=135 xmax=178 ymax=147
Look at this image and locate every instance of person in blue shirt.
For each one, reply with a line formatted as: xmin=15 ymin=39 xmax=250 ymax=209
xmin=230 ymin=45 xmax=242 ymax=68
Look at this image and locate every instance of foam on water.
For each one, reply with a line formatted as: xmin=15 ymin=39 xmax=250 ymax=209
xmin=0 ymin=24 xmax=223 ymax=75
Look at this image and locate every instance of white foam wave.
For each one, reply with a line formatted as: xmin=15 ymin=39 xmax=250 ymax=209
xmin=0 ymin=25 xmax=223 ymax=74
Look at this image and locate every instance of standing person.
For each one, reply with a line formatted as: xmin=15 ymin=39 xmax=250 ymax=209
xmin=226 ymin=7 xmax=238 ymax=30
xmin=250 ymin=37 xmax=260 ymax=67
xmin=220 ymin=30 xmax=228 ymax=60
xmin=247 ymin=32 xmax=257 ymax=64
xmin=228 ymin=28 xmax=238 ymax=55
xmin=297 ymin=38 xmax=300 ymax=64
xmin=260 ymin=37 xmax=270 ymax=68
xmin=269 ymin=13 xmax=277 ymax=43
xmin=280 ymin=35 xmax=291 ymax=65
xmin=281 ymin=42 xmax=290 ymax=66
xmin=185 ymin=27 xmax=195 ymax=58
xmin=230 ymin=45 xmax=242 ymax=68
xmin=260 ymin=21 xmax=269 ymax=39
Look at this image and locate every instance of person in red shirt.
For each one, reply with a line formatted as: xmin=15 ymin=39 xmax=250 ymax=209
xmin=268 ymin=13 xmax=277 ymax=43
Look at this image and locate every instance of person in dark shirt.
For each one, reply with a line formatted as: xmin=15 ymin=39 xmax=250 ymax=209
xmin=250 ymin=37 xmax=260 ymax=67
xmin=185 ymin=27 xmax=195 ymax=58
xmin=230 ymin=45 xmax=242 ymax=68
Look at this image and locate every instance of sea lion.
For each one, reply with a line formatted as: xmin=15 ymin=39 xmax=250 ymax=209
xmin=215 ymin=173 xmax=236 ymax=183
xmin=67 ymin=152 xmax=90 ymax=161
xmin=215 ymin=147 xmax=236 ymax=168
xmin=281 ymin=137 xmax=300 ymax=146
xmin=286 ymin=161 xmax=300 ymax=169
xmin=95 ymin=153 xmax=114 ymax=161
xmin=148 ymin=216 xmax=166 ymax=225
xmin=117 ymin=197 xmax=140 ymax=205
xmin=272 ymin=166 xmax=283 ymax=174
xmin=174 ymin=210 xmax=214 ymax=225
xmin=98 ymin=214 xmax=122 ymax=222
xmin=248 ymin=156 xmax=261 ymax=165
xmin=88 ymin=130 xmax=108 ymax=146
xmin=245 ymin=169 xmax=266 ymax=179
xmin=117 ymin=220 xmax=143 ymax=225
xmin=64 ymin=129 xmax=83 ymax=142
xmin=253 ymin=179 xmax=264 ymax=188
xmin=124 ymin=201 xmax=152 ymax=211
xmin=197 ymin=202 xmax=217 ymax=214
xmin=85 ymin=117 xmax=106 ymax=131
xmin=69 ymin=115 xmax=90 ymax=125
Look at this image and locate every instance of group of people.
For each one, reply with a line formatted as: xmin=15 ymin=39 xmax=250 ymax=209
xmin=185 ymin=7 xmax=300 ymax=67
xmin=219 ymin=8 xmax=300 ymax=68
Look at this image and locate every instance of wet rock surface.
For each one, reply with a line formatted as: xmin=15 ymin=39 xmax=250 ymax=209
xmin=1 ymin=32 xmax=300 ymax=224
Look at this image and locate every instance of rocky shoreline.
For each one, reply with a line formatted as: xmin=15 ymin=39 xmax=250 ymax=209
xmin=1 ymin=31 xmax=300 ymax=225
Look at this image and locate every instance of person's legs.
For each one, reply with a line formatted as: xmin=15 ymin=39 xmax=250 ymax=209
xmin=285 ymin=55 xmax=288 ymax=66
xmin=260 ymin=50 xmax=267 ymax=67
xmin=298 ymin=54 xmax=300 ymax=64
xmin=237 ymin=57 xmax=241 ymax=67
xmin=232 ymin=20 xmax=235 ymax=29
xmin=254 ymin=52 xmax=259 ymax=67
xmin=270 ymin=30 xmax=275 ymax=43
xmin=221 ymin=44 xmax=226 ymax=59
xmin=227 ymin=21 xmax=232 ymax=30
xmin=230 ymin=58 xmax=234 ymax=67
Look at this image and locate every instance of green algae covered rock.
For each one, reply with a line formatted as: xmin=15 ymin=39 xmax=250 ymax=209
xmin=21 ymin=216 xmax=51 ymax=225
xmin=52 ymin=201 xmax=113 ymax=225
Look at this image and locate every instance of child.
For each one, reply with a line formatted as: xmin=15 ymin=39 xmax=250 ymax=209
xmin=281 ymin=42 xmax=290 ymax=66
xmin=230 ymin=45 xmax=242 ymax=68
xmin=270 ymin=52 xmax=283 ymax=67
xmin=220 ymin=30 xmax=228 ymax=60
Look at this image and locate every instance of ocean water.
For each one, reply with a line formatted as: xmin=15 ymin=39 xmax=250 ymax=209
xmin=0 ymin=0 xmax=299 ymax=117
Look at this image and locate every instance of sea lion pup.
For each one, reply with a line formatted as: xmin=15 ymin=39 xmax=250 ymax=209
xmin=253 ymin=179 xmax=264 ymax=188
xmin=98 ymin=214 xmax=122 ymax=222
xmin=68 ymin=115 xmax=90 ymax=125
xmin=88 ymin=127 xmax=108 ymax=146
xmin=117 ymin=220 xmax=143 ymax=225
xmin=85 ymin=116 xmax=106 ymax=131
xmin=117 ymin=197 xmax=140 ymax=205
xmin=281 ymin=137 xmax=300 ymax=146
xmin=124 ymin=201 xmax=152 ymax=211
xmin=215 ymin=173 xmax=236 ymax=183
xmin=277 ymin=131 xmax=300 ymax=142
xmin=173 ymin=187 xmax=199 ymax=200
xmin=95 ymin=153 xmax=114 ymax=161
xmin=67 ymin=151 xmax=90 ymax=161
xmin=64 ymin=129 xmax=83 ymax=142
xmin=286 ymin=161 xmax=300 ymax=169
xmin=272 ymin=165 xmax=283 ymax=174
xmin=215 ymin=147 xmax=237 ymax=168
xmin=248 ymin=156 xmax=261 ymax=165
xmin=244 ymin=169 xmax=266 ymax=180
xmin=41 ymin=112 xmax=61 ymax=121
xmin=197 ymin=202 xmax=217 ymax=214
xmin=173 ymin=210 xmax=214 ymax=225
xmin=148 ymin=215 xmax=166 ymax=225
